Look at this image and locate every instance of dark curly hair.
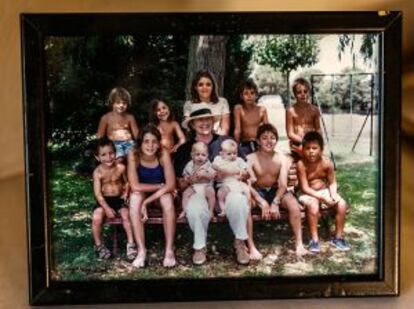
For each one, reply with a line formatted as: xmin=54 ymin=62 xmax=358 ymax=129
xmin=302 ymin=131 xmax=324 ymax=149
xmin=149 ymin=98 xmax=174 ymax=125
xmin=256 ymin=123 xmax=279 ymax=141
xmin=94 ymin=136 xmax=115 ymax=156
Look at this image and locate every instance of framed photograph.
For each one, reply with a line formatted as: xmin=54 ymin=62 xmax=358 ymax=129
xmin=22 ymin=12 xmax=401 ymax=305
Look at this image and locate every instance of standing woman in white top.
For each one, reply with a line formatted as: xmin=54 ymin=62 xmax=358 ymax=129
xmin=183 ymin=70 xmax=230 ymax=135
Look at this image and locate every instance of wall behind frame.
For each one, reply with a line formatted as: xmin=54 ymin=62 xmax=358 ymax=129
xmin=0 ymin=0 xmax=413 ymax=308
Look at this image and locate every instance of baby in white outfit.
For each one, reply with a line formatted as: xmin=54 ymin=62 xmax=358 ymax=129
xmin=212 ymin=139 xmax=254 ymax=217
xmin=179 ymin=142 xmax=216 ymax=219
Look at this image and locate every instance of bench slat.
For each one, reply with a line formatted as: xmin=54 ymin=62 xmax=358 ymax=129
xmin=104 ymin=207 xmax=316 ymax=225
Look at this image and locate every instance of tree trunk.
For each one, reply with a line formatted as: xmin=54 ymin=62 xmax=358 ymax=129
xmin=186 ymin=35 xmax=228 ymax=99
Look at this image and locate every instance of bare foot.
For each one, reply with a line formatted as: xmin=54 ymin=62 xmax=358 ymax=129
xmin=217 ymin=210 xmax=226 ymax=217
xmin=132 ymin=250 xmax=146 ymax=268
xmin=295 ymin=245 xmax=309 ymax=257
xmin=163 ymin=250 xmax=176 ymax=268
xmin=249 ymin=246 xmax=263 ymax=260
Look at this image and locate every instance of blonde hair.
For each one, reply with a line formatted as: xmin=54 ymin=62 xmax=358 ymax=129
xmin=292 ymin=78 xmax=311 ymax=96
xmin=108 ymin=87 xmax=131 ymax=107
xmin=191 ymin=142 xmax=208 ymax=154
xmin=220 ymin=139 xmax=238 ymax=151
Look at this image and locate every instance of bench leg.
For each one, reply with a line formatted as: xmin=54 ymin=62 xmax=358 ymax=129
xmin=320 ymin=214 xmax=333 ymax=240
xmin=112 ymin=225 xmax=119 ymax=257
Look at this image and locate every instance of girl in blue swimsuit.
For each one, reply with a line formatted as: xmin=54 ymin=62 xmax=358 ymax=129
xmin=127 ymin=124 xmax=176 ymax=268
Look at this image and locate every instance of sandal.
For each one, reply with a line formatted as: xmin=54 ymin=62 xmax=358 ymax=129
xmin=95 ymin=244 xmax=111 ymax=260
xmin=126 ymin=243 xmax=138 ymax=261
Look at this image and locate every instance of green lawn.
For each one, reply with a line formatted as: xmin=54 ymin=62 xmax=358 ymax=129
xmin=50 ymin=160 xmax=378 ymax=280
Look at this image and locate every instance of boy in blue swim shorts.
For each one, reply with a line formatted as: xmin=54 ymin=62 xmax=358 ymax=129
xmin=233 ymin=79 xmax=268 ymax=157
xmin=97 ymin=87 xmax=140 ymax=162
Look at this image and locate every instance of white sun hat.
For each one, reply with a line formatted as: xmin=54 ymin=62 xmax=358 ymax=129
xmin=181 ymin=103 xmax=222 ymax=130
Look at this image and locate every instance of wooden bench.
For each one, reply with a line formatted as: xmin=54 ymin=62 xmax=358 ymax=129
xmin=104 ymin=160 xmax=335 ymax=255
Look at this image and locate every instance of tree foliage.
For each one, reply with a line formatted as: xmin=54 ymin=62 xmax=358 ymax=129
xmin=338 ymin=34 xmax=377 ymax=64
xmin=223 ymin=35 xmax=254 ymax=106
xmin=245 ymin=35 xmax=320 ymax=103
xmin=45 ymin=35 xmax=189 ymax=156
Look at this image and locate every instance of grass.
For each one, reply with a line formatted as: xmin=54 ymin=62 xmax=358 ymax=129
xmin=50 ymin=159 xmax=378 ymax=280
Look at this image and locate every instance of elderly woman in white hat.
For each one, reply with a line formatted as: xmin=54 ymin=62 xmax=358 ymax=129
xmin=175 ymin=103 xmax=261 ymax=265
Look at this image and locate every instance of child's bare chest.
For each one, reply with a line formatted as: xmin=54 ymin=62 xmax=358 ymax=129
xmin=254 ymin=157 xmax=281 ymax=178
xmin=241 ymin=108 xmax=261 ymax=126
xmin=158 ymin=122 xmax=174 ymax=136
xmin=306 ymin=165 xmax=326 ymax=181
xmin=101 ymin=168 xmax=123 ymax=184
xmin=108 ymin=115 xmax=130 ymax=130
xmin=293 ymin=106 xmax=314 ymax=125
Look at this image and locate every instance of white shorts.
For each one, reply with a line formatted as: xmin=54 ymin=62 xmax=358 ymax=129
xmin=298 ymin=188 xmax=330 ymax=205
xmin=192 ymin=183 xmax=211 ymax=195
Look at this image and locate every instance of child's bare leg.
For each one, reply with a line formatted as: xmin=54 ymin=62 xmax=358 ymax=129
xmin=205 ymin=186 xmax=216 ymax=216
xmin=246 ymin=214 xmax=263 ymax=260
xmin=334 ymin=198 xmax=347 ymax=239
xmin=306 ymin=198 xmax=321 ymax=242
xmin=179 ymin=187 xmax=194 ymax=219
xmin=129 ymin=192 xmax=147 ymax=267
xmin=249 ymin=187 xmax=264 ymax=209
xmin=119 ymin=208 xmax=134 ymax=244
xmin=160 ymin=193 xmax=176 ymax=267
xmin=283 ymin=193 xmax=308 ymax=256
xmin=92 ymin=207 xmax=105 ymax=246
xmin=120 ymin=207 xmax=137 ymax=260
xmin=217 ymin=186 xmax=230 ymax=217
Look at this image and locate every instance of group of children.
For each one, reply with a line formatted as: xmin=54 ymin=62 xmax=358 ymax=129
xmin=91 ymin=76 xmax=349 ymax=264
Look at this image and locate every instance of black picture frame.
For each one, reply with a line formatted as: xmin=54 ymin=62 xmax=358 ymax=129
xmin=21 ymin=11 xmax=401 ymax=305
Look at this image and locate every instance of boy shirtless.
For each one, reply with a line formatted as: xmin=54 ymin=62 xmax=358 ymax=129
xmin=247 ymin=124 xmax=308 ymax=256
xmin=234 ymin=79 xmax=268 ymax=156
xmin=97 ymin=87 xmax=139 ymax=162
xmin=297 ymin=131 xmax=350 ymax=253
xmin=92 ymin=137 xmax=137 ymax=260
xmin=286 ymin=78 xmax=321 ymax=158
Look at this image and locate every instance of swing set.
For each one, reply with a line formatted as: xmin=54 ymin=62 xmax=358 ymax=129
xmin=310 ymin=72 xmax=378 ymax=161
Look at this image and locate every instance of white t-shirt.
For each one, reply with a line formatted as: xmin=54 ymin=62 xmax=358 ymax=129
xmin=183 ymin=97 xmax=230 ymax=134
xmin=183 ymin=160 xmax=215 ymax=181
xmin=183 ymin=160 xmax=215 ymax=195
xmin=212 ymin=156 xmax=248 ymax=192
xmin=212 ymin=156 xmax=247 ymax=174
